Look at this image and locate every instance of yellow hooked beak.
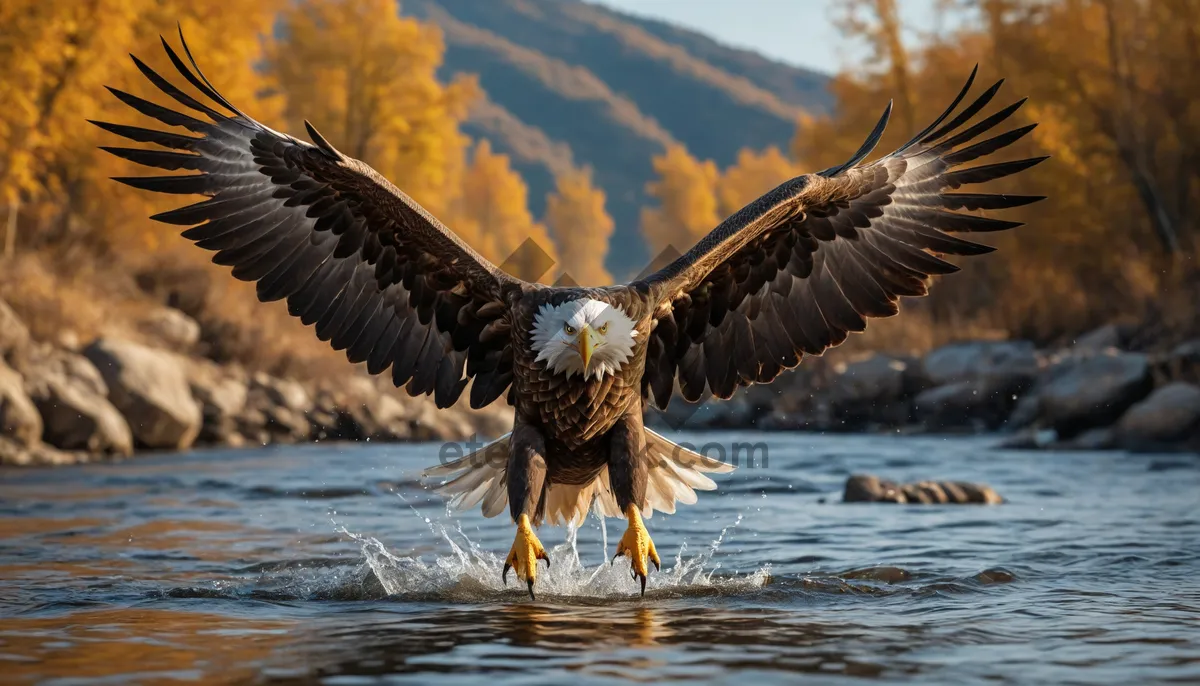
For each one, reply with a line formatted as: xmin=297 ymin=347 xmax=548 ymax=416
xmin=574 ymin=325 xmax=598 ymax=369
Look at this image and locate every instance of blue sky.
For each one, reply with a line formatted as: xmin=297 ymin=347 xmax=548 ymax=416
xmin=586 ymin=0 xmax=947 ymax=74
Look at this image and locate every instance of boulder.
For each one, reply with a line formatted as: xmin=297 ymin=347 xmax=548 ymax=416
xmin=922 ymin=340 xmax=1039 ymax=388
xmin=1050 ymin=426 xmax=1116 ymax=451
xmin=843 ymin=474 xmax=905 ymax=503
xmin=464 ymin=403 xmax=515 ymax=440
xmin=1037 ymin=352 xmax=1152 ymax=438
xmin=0 ymin=298 xmax=31 ymax=365
xmin=0 ymin=361 xmax=41 ymax=447
xmin=914 ymin=382 xmax=993 ymax=431
xmin=138 ymin=307 xmax=201 ymax=350
xmin=1005 ymin=392 xmax=1042 ymax=431
xmin=409 ymin=398 xmax=475 ymax=441
xmin=1071 ymin=323 xmax=1128 ymax=353
xmin=250 ymin=372 xmax=311 ymax=412
xmin=1160 ymin=340 xmax=1200 ymax=385
xmin=84 ymin=338 xmax=202 ymax=450
xmin=23 ymin=353 xmax=133 ymax=456
xmin=912 ymin=341 xmax=1039 ymax=431
xmin=827 ymin=354 xmax=923 ymax=428
xmin=682 ymin=396 xmax=755 ymax=429
xmin=186 ymin=361 xmax=248 ymax=446
xmin=310 ymin=378 xmax=413 ymax=442
xmin=1115 ymin=382 xmax=1200 ymax=449
xmin=0 ymin=435 xmax=89 ymax=466
xmin=21 ymin=344 xmax=109 ymax=395
xmin=843 ymin=473 xmax=1003 ymax=504
xmin=241 ymin=374 xmax=314 ymax=443
xmin=261 ymin=405 xmax=311 ymax=442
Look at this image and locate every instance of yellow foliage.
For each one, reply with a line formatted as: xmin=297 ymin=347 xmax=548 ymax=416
xmin=640 ymin=144 xmax=719 ymax=262
xmin=0 ymin=0 xmax=567 ymax=377
xmin=716 ymin=147 xmax=797 ymax=217
xmin=0 ymin=0 xmax=283 ymax=255
xmin=460 ymin=140 xmax=559 ymax=283
xmin=268 ymin=0 xmax=476 ymax=220
xmin=544 ymin=167 xmax=614 ymax=286
xmin=787 ymin=0 xmax=1200 ymax=344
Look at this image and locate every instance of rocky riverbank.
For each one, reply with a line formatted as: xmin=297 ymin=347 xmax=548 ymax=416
xmin=652 ymin=324 xmax=1200 ymax=453
xmin=4 ymin=292 xmax=1198 ymax=467
xmin=0 ymin=299 xmax=511 ymax=466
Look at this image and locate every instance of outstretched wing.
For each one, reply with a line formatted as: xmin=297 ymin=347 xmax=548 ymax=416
xmin=93 ymin=32 xmax=524 ymax=409
xmin=640 ymin=68 xmax=1046 ymax=408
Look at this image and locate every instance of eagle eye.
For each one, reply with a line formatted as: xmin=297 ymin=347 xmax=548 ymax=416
xmin=564 ymin=323 xmax=576 ymax=335
xmin=598 ymin=322 xmax=609 ymax=335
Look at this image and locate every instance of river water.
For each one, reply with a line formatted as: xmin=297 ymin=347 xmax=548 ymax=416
xmin=0 ymin=432 xmax=1197 ymax=684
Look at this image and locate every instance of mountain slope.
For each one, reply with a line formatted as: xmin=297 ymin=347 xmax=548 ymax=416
xmin=401 ymin=0 xmax=831 ymax=277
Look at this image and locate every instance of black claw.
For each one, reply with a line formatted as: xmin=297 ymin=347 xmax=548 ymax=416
xmin=639 ymin=574 xmax=646 ymax=596
xmin=653 ymin=558 xmax=660 ymax=572
xmin=502 ymin=563 xmax=510 ymax=586
xmin=527 ymin=579 xmax=536 ymax=601
xmin=544 ymin=553 xmax=551 ymax=568
xmin=612 ymin=553 xmax=619 ymax=566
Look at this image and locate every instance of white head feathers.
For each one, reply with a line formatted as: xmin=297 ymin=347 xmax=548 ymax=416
xmin=530 ymin=299 xmax=638 ymax=380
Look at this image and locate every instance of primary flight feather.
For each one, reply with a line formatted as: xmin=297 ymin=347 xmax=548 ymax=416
xmin=96 ymin=31 xmax=1045 ymax=599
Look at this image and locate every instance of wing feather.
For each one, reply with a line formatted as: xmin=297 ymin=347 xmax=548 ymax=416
xmin=94 ymin=33 xmax=525 ymax=409
xmin=641 ymin=71 xmax=1046 ymax=408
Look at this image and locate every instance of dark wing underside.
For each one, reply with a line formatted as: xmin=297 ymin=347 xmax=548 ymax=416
xmin=640 ymin=68 xmax=1047 ymax=408
xmin=94 ymin=32 xmax=525 ymax=409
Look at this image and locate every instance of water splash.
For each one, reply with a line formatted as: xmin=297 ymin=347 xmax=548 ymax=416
xmin=341 ymin=510 xmax=769 ymax=603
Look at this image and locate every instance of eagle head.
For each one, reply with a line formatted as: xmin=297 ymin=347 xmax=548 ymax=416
xmin=530 ymin=299 xmax=638 ymax=380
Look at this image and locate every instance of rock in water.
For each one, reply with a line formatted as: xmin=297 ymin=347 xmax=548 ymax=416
xmin=843 ymin=474 xmax=1003 ymax=504
xmin=0 ymin=435 xmax=88 ymax=466
xmin=1037 ymin=352 xmax=1152 ymax=438
xmin=1115 ymin=382 xmax=1200 ymax=449
xmin=0 ymin=360 xmax=41 ymax=448
xmin=84 ymin=338 xmax=202 ymax=450
xmin=843 ymin=474 xmax=906 ymax=503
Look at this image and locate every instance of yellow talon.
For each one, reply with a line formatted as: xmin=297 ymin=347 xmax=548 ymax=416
xmin=613 ymin=503 xmax=660 ymax=596
xmin=502 ymin=513 xmax=549 ymax=600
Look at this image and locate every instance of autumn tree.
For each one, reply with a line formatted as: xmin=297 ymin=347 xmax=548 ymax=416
xmin=460 ymin=140 xmax=559 ymax=283
xmin=640 ymin=144 xmax=719 ymax=266
xmin=836 ymin=0 xmax=916 ymax=133
xmin=268 ymin=0 xmax=477 ymax=220
xmin=789 ymin=0 xmax=1200 ymax=343
xmin=544 ymin=167 xmax=613 ymax=286
xmin=0 ymin=0 xmax=283 ymax=258
xmin=716 ymin=147 xmax=797 ymax=218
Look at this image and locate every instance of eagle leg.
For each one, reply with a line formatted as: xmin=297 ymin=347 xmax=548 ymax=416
xmin=502 ymin=513 xmax=549 ymax=600
xmin=503 ymin=423 xmax=549 ymax=599
xmin=608 ymin=412 xmax=657 ymax=595
xmin=613 ymin=504 xmax=660 ymax=596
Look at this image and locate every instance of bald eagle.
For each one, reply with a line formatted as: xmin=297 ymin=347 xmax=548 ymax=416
xmin=96 ymin=33 xmax=1045 ymax=599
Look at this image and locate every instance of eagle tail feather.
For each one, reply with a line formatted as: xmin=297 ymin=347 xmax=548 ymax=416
xmin=542 ymin=428 xmax=734 ymax=526
xmin=422 ymin=428 xmax=734 ymax=526
xmin=422 ymin=432 xmax=510 ymax=516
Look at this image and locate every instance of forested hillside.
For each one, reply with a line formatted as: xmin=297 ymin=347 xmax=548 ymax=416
xmin=401 ymin=0 xmax=830 ymax=275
